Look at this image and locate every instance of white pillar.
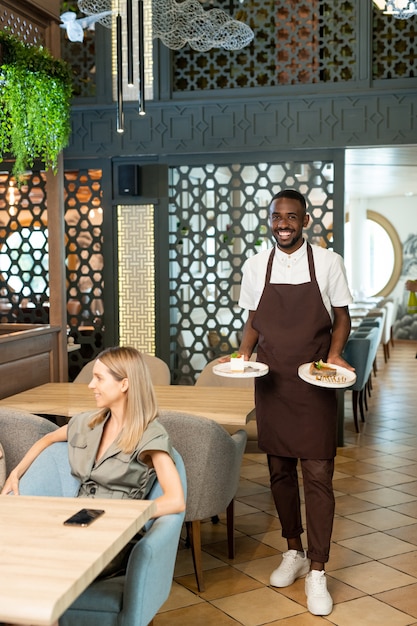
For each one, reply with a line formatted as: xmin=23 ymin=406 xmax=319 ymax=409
xmin=349 ymin=198 xmax=369 ymax=299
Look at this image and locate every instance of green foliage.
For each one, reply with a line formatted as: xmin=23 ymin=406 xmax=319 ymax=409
xmin=0 ymin=30 xmax=73 ymax=181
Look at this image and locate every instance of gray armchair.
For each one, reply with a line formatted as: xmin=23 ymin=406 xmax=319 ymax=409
xmin=0 ymin=407 xmax=58 ymax=477
xmin=158 ymin=410 xmax=247 ymax=592
xmin=73 ymin=353 xmax=171 ymax=385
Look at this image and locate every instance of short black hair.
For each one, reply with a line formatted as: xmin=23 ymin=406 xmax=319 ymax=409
xmin=270 ymin=189 xmax=307 ymax=212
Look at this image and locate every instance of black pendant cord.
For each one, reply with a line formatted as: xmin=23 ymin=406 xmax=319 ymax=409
xmin=127 ymin=0 xmax=134 ymax=86
xmin=138 ymin=0 xmax=145 ymax=116
xmin=116 ymin=12 xmax=124 ymax=132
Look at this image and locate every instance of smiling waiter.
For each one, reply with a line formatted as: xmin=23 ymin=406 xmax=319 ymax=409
xmin=237 ymin=189 xmax=353 ymax=616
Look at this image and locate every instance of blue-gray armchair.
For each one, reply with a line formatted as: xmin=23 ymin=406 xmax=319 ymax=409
xmin=18 ymin=442 xmax=186 ymax=626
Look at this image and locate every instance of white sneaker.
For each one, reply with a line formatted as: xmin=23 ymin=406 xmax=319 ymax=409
xmin=305 ymin=570 xmax=333 ymax=616
xmin=270 ymin=550 xmax=310 ymax=587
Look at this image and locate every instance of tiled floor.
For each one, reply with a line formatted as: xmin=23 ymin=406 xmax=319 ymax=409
xmin=155 ymin=341 xmax=417 ymax=625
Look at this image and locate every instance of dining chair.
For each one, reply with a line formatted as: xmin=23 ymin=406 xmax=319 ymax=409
xmin=73 ymin=353 xmax=171 ymax=385
xmin=158 ymin=410 xmax=247 ymax=592
xmin=17 ymin=442 xmax=186 ymax=626
xmin=0 ymin=407 xmax=58 ymax=476
xmin=342 ymin=326 xmax=380 ymax=432
xmin=195 ymin=356 xmax=257 ymax=449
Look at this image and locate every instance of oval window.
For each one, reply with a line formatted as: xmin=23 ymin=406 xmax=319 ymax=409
xmin=344 ymin=210 xmax=402 ymax=297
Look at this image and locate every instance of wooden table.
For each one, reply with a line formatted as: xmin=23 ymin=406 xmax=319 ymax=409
xmin=0 ymin=383 xmax=255 ymax=426
xmin=0 ymin=496 xmax=155 ymax=626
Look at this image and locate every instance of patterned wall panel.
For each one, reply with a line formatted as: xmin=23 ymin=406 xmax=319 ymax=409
xmin=169 ymin=159 xmax=334 ymax=384
xmin=65 ymin=90 xmax=417 ymax=159
xmin=0 ymin=3 xmax=46 ymax=44
xmin=117 ymin=204 xmax=156 ymax=353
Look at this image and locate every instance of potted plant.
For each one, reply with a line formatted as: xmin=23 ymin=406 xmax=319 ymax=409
xmin=0 ymin=30 xmax=72 ymax=181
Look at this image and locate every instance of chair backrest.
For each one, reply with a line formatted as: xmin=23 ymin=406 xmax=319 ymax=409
xmin=343 ymin=326 xmax=380 ymax=391
xmin=19 ymin=442 xmax=80 ymax=497
xmin=158 ymin=410 xmax=247 ymax=521
xmin=0 ymin=408 xmax=58 ymax=476
xmin=195 ymin=355 xmax=257 ymax=389
xmin=60 ymin=448 xmax=186 ymax=626
xmin=73 ymin=353 xmax=171 ymax=385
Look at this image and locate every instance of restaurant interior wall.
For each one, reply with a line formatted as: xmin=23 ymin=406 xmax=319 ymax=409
xmin=1 ymin=0 xmax=416 ymax=382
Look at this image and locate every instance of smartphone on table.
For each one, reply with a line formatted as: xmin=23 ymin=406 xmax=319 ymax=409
xmin=63 ymin=508 xmax=105 ymax=527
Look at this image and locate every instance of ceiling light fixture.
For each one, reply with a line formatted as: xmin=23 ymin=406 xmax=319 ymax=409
xmin=375 ymin=0 xmax=417 ymax=18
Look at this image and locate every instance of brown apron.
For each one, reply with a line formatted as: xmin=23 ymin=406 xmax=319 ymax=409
xmin=253 ymin=242 xmax=337 ymax=459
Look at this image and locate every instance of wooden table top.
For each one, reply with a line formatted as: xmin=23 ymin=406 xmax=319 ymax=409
xmin=0 ymin=496 xmax=155 ymax=626
xmin=0 ymin=383 xmax=255 ymax=426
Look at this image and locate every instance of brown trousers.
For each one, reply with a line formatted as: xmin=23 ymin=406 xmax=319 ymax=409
xmin=267 ymin=455 xmax=335 ymax=564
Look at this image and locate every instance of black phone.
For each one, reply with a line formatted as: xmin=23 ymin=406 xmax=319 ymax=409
xmin=63 ymin=508 xmax=105 ymax=527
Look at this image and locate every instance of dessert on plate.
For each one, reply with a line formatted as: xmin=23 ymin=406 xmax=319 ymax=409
xmin=230 ymin=352 xmax=245 ymax=372
xmin=309 ymin=359 xmax=337 ymax=377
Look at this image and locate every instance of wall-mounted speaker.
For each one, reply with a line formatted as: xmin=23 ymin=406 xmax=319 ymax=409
xmin=118 ymin=164 xmax=140 ymax=196
xmin=115 ymin=163 xmax=168 ymax=199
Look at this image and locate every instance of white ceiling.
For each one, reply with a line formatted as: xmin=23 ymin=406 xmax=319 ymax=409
xmin=345 ymin=145 xmax=417 ymax=200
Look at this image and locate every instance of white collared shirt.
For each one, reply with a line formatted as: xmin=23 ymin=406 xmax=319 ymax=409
xmin=238 ymin=240 xmax=353 ymax=317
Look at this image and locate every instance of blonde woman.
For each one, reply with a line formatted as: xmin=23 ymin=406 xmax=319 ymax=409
xmin=2 ymin=347 xmax=185 ymax=519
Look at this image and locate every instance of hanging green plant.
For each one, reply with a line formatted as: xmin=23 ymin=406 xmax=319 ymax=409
xmin=0 ymin=30 xmax=73 ymax=181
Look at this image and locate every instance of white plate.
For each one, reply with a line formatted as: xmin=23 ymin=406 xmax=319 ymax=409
xmin=213 ymin=361 xmax=269 ymax=379
xmin=298 ymin=363 xmax=357 ymax=389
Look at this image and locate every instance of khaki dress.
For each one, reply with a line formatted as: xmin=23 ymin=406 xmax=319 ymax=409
xmin=67 ymin=412 xmax=173 ymax=498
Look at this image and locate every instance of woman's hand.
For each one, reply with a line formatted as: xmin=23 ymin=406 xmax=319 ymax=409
xmin=1 ymin=469 xmax=20 ymax=495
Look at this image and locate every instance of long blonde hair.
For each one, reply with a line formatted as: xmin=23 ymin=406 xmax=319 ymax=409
xmin=88 ymin=347 xmax=158 ymax=453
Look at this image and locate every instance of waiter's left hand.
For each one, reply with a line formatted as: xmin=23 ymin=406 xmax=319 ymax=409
xmin=326 ymin=353 xmax=355 ymax=372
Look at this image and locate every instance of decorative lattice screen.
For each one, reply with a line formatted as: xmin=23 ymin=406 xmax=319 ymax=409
xmin=65 ymin=169 xmax=105 ymax=379
xmin=0 ymin=172 xmax=49 ymax=324
xmin=168 ymin=160 xmax=335 ymax=384
xmin=373 ymin=7 xmax=417 ymax=79
xmin=172 ymin=0 xmax=357 ymax=91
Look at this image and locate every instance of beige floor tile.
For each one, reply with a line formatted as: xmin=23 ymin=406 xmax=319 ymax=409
xmin=331 ymin=516 xmax=373 ymax=540
xmin=154 ymin=602 xmax=240 ymax=625
xmin=354 ymin=487 xmax=417 ymax=506
xmin=176 ymin=565 xmax=263 ymax=599
xmin=252 ymin=529 xmax=288 ymax=551
xmin=394 ymin=482 xmax=417 ymax=497
xmin=211 ymin=587 xmax=305 ymax=626
xmin=334 ymin=494 xmax=378 ymax=516
xmin=375 ymin=583 xmax=417 ymax=619
xmin=357 ymin=469 xmax=417 ymax=487
xmin=390 ymin=500 xmax=417 ymax=519
xmin=233 ymin=554 xmax=283 ymax=585
xmin=174 ymin=546 xmax=225 ymax=577
xmin=234 ymin=511 xmax=281 ymax=535
xmin=260 ymin=614 xmax=324 ymax=625
xmin=237 ymin=491 xmax=276 ymax=512
xmin=204 ymin=535 xmax=279 ymax=565
xmin=338 ymin=531 xmax=416 ymax=559
xmin=345 ymin=508 xmax=417 ymax=531
xmin=330 ymin=561 xmax=416 ymax=594
xmin=332 ymin=476 xmax=382 ymax=493
xmin=158 ymin=581 xmax=204 ymax=612
xmin=386 ymin=523 xmax=417 ymax=545
xmin=329 ymin=595 xmax=413 ymax=626
xmin=381 ymin=551 xmax=417 ymax=577
xmin=327 ymin=543 xmax=372 ymax=570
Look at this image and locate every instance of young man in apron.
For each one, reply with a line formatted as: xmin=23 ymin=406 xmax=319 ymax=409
xmin=238 ymin=189 xmax=353 ymax=616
